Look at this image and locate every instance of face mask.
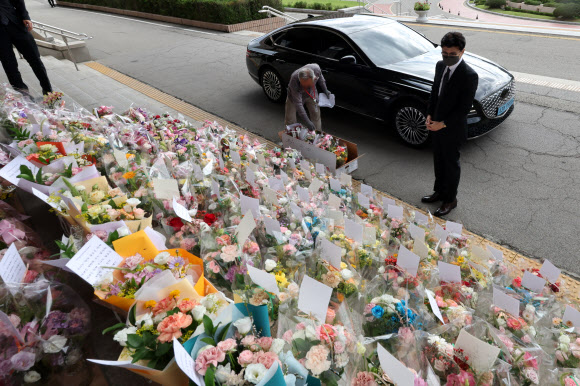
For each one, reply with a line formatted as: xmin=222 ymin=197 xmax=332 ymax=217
xmin=442 ymin=54 xmax=460 ymax=67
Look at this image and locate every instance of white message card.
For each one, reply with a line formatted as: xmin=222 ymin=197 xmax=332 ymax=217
xmin=172 ymin=198 xmax=192 ymax=223
xmin=344 ymin=218 xmax=363 ymax=244
xmin=360 ymin=183 xmax=373 ymax=198
xmin=235 ymin=210 xmax=256 ymax=253
xmin=329 ymin=178 xmax=341 ymax=191
xmin=247 ymin=266 xmax=280 ymax=295
xmin=408 ymin=223 xmax=425 ymax=243
xmin=539 ymin=260 xmax=561 ymax=284
xmin=153 ymin=178 xmax=180 ymax=201
xmin=377 ymin=344 xmax=415 ymax=386
xmin=487 ymin=245 xmax=504 ymax=261
xmin=427 ymin=290 xmax=445 ymax=324
xmin=492 ymin=287 xmax=520 ymax=317
xmin=445 ymin=220 xmax=463 ymax=236
xmin=0 ymin=244 xmax=27 ymax=290
xmin=66 ymin=236 xmax=123 ymax=286
xmin=320 ymin=237 xmax=342 ymax=269
xmin=264 ymin=216 xmax=282 ymax=236
xmin=357 ymin=193 xmax=370 ymax=209
xmin=522 ymin=271 xmax=546 ymax=293
xmin=563 ymin=306 xmax=580 ymax=328
xmin=173 ymin=339 xmax=203 ymax=384
xmin=298 ymin=275 xmax=332 ymax=323
xmin=455 ymin=329 xmax=500 ymax=373
xmin=397 ymin=246 xmax=420 ymax=277
xmin=240 ymin=194 xmax=260 ymax=219
xmin=438 ymin=261 xmax=461 ymax=283
xmin=387 ymin=204 xmax=404 ymax=220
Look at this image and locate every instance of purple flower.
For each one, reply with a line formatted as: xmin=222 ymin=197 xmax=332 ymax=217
xmin=10 ymin=351 xmax=35 ymax=371
xmin=0 ymin=359 xmax=13 ymax=376
xmin=168 ymin=256 xmax=185 ymax=270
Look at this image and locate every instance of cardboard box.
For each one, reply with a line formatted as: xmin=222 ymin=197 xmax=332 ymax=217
xmin=279 ymin=131 xmax=360 ymax=174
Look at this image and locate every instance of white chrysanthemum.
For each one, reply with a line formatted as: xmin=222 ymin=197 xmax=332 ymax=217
xmin=113 ymin=326 xmax=137 ymax=347
xmin=244 ymin=363 xmax=267 ymax=384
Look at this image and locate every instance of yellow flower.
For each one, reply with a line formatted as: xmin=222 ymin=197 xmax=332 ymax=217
xmin=275 ymin=272 xmax=288 ymax=288
xmin=144 ymin=300 xmax=157 ymax=309
xmin=340 ymin=262 xmax=347 ymax=270
xmin=123 ymin=171 xmax=136 ymax=179
xmin=457 ymin=256 xmax=465 ymax=264
xmin=169 ymin=290 xmax=180 ymax=299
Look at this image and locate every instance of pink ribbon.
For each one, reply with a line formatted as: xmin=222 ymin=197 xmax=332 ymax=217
xmin=0 ymin=220 xmax=26 ymax=244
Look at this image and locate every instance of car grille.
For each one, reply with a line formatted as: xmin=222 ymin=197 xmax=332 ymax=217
xmin=468 ymin=105 xmax=514 ymax=138
xmin=480 ymin=79 xmax=515 ymax=119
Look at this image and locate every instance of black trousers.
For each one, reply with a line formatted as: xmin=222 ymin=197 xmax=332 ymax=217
xmin=432 ymin=130 xmax=461 ymax=203
xmin=0 ymin=22 xmax=52 ymax=94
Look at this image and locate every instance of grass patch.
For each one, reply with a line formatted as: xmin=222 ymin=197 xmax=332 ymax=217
xmin=475 ymin=4 xmax=580 ymax=20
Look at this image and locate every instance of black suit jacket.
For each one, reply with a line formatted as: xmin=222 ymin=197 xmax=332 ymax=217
xmin=0 ymin=0 xmax=30 ymax=30
xmin=427 ymin=59 xmax=479 ymax=142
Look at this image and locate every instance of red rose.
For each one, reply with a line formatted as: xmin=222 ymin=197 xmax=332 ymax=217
xmin=168 ymin=217 xmax=184 ymax=232
xmin=204 ymin=213 xmax=217 ymax=226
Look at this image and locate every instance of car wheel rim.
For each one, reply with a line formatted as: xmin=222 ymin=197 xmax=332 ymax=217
xmin=262 ymin=71 xmax=281 ymax=100
xmin=395 ymin=107 xmax=428 ymax=145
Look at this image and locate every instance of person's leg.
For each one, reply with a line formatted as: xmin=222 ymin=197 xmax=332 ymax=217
xmin=284 ymin=97 xmax=297 ymax=126
xmin=9 ymin=24 xmax=52 ymax=94
xmin=304 ymin=98 xmax=321 ymax=131
xmin=444 ymin=140 xmax=461 ymax=203
xmin=432 ymin=133 xmax=446 ymax=195
xmin=0 ymin=26 xmax=28 ymax=91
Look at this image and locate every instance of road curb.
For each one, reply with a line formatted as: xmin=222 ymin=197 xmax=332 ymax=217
xmin=464 ymin=1 xmax=580 ymax=26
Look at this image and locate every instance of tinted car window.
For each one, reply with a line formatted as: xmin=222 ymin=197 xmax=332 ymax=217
xmin=274 ymin=28 xmax=317 ymax=54
xmin=349 ymin=23 xmax=435 ymax=66
xmin=312 ymin=30 xmax=355 ymax=60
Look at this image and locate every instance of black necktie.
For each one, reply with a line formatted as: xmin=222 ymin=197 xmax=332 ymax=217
xmin=440 ymin=67 xmax=450 ymax=96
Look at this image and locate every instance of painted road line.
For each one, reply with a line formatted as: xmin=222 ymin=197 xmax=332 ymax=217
xmin=512 ymin=71 xmax=580 ymax=93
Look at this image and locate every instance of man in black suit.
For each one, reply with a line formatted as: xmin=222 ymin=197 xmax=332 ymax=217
xmin=422 ymin=32 xmax=478 ymax=217
xmin=0 ymin=0 xmax=52 ymax=96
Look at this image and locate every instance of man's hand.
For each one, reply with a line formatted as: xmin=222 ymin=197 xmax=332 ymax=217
xmin=23 ymin=20 xmax=33 ymax=32
xmin=325 ymin=91 xmax=331 ymax=98
xmin=427 ymin=120 xmax=445 ymax=132
xmin=426 ymin=115 xmax=433 ymax=125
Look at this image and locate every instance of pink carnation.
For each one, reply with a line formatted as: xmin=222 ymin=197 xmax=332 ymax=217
xmin=157 ymin=312 xmax=192 ymax=343
xmin=252 ymin=351 xmax=279 ymax=369
xmin=217 ymin=338 xmax=237 ymax=353
xmin=257 ymin=337 xmax=273 ymax=351
xmin=238 ymin=349 xmax=254 ymax=366
xmin=195 ymin=347 xmax=226 ymax=375
xmin=352 ymin=371 xmax=378 ymax=386
xmin=282 ymin=330 xmax=293 ymax=343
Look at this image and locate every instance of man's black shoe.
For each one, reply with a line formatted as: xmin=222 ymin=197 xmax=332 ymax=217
xmin=421 ymin=192 xmax=442 ymax=203
xmin=434 ymin=200 xmax=458 ymax=217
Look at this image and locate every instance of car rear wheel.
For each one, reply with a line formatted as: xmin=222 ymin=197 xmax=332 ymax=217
xmin=260 ymin=68 xmax=285 ymax=103
xmin=393 ymin=102 xmax=430 ymax=147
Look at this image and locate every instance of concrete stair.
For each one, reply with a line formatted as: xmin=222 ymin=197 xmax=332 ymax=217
xmin=0 ymin=55 xmax=186 ymax=118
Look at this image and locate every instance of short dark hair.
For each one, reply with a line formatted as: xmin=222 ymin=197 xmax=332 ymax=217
xmin=441 ymin=32 xmax=466 ymax=50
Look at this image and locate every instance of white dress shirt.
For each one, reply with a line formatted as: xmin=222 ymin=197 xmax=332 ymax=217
xmin=438 ymin=57 xmax=463 ymax=96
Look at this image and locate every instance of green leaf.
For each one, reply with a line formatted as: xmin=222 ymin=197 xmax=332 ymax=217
xmin=200 ymin=337 xmax=216 ymax=346
xmin=156 ymin=343 xmax=172 ymax=357
xmin=203 ymin=315 xmax=214 ymax=336
xmin=219 ymin=322 xmax=232 ymax=342
xmin=204 ymin=366 xmax=216 ymax=386
xmin=147 ymin=357 xmax=158 ymax=369
xmin=126 ymin=334 xmax=143 ymax=349
xmin=129 ymin=304 xmax=137 ymax=326
xmin=102 ymin=322 xmax=126 ymax=335
xmin=35 ymin=168 xmax=44 ymax=184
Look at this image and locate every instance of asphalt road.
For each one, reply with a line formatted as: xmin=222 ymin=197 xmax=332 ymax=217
xmin=27 ymin=2 xmax=580 ymax=276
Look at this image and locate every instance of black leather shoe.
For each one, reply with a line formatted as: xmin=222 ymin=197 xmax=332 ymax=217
xmin=421 ymin=192 xmax=442 ymax=203
xmin=434 ymin=200 xmax=458 ymax=217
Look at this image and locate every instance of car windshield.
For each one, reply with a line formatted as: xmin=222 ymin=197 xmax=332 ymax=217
xmin=349 ymin=22 xmax=436 ymax=66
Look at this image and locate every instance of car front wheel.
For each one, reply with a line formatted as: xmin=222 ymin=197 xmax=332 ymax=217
xmin=393 ymin=102 xmax=430 ymax=147
xmin=260 ymin=68 xmax=285 ymax=103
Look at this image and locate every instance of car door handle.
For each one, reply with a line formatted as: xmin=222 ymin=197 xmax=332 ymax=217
xmin=275 ymin=59 xmax=285 ymax=64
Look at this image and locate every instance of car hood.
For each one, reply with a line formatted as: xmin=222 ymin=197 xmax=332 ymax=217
xmin=381 ymin=48 xmax=513 ymax=100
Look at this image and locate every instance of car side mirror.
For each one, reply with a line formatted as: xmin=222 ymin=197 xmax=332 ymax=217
xmin=339 ymin=55 xmax=357 ymax=65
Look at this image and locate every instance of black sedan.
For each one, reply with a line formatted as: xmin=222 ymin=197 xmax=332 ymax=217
xmin=246 ymin=14 xmax=515 ymax=147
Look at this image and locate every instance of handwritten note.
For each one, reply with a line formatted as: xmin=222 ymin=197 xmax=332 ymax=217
xmin=0 ymin=244 xmax=27 ymax=291
xmin=66 ymin=236 xmax=123 ymax=286
xmin=152 ymin=178 xmax=180 ymax=201
xmin=173 ymin=339 xmax=203 ymax=384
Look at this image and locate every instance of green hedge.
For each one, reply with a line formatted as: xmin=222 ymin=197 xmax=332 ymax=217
xmin=486 ymin=0 xmax=506 ymax=8
xmin=505 ymin=6 xmax=553 ymax=13
xmin=554 ymin=2 xmax=580 ymax=16
xmin=61 ymin=0 xmax=284 ymax=24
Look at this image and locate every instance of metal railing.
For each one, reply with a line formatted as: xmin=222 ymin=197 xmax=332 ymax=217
xmin=31 ymin=20 xmax=92 ymax=71
xmin=259 ymin=6 xmax=298 ymax=23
